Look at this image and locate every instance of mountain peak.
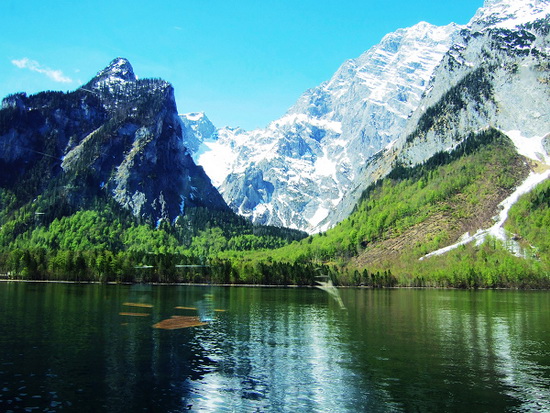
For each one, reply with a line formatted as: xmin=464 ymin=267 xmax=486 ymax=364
xmin=407 ymin=21 xmax=461 ymax=40
xmin=181 ymin=112 xmax=207 ymax=122
xmin=180 ymin=111 xmax=217 ymax=155
xmin=88 ymin=57 xmax=137 ymax=89
xmin=470 ymin=0 xmax=550 ymax=30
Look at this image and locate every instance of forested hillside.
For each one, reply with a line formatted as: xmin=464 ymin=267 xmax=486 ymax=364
xmin=216 ymin=129 xmax=550 ymax=288
xmin=1 ymin=128 xmax=548 ymax=288
xmin=0 ymin=58 xmax=309 ymax=283
xmin=0 ymin=194 xmax=306 ymax=282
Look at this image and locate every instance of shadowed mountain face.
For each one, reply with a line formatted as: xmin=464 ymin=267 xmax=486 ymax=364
xmin=0 ymin=58 xmax=229 ymax=224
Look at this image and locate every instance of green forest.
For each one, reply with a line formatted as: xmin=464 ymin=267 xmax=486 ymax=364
xmin=215 ymin=129 xmax=550 ymax=288
xmin=1 ymin=128 xmax=549 ymax=288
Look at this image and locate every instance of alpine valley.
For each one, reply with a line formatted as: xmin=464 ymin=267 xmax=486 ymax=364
xmin=1 ymin=0 xmax=549 ymax=287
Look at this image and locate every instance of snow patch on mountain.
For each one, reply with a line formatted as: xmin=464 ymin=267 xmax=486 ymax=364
xmin=421 ymin=169 xmax=550 ymax=260
xmin=273 ymin=114 xmax=343 ymax=134
xmin=195 ymin=139 xmax=239 ymax=188
xmin=506 ymin=130 xmax=550 ymax=164
xmin=310 ymin=206 xmax=330 ymax=229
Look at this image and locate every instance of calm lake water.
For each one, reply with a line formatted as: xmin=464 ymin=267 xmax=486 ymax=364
xmin=0 ymin=282 xmax=549 ymax=412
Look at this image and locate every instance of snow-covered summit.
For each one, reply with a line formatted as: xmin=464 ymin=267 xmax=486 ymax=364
xmin=182 ymin=112 xmax=207 ymax=122
xmin=322 ymin=0 xmax=550 ymax=233
xmin=469 ymin=0 xmax=550 ymax=31
xmin=312 ymin=21 xmax=461 ymax=116
xmin=183 ymin=0 xmax=550 ymax=233
xmin=378 ymin=0 xmax=550 ymax=192
xmin=180 ymin=112 xmax=216 ymax=142
xmin=88 ymin=57 xmax=137 ymax=89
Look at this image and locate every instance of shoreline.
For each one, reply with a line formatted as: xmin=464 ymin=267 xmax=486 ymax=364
xmin=1 ymin=278 xmax=548 ymax=291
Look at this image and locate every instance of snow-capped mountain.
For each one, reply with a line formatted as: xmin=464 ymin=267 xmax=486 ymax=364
xmin=186 ymin=0 xmax=550 ymax=234
xmin=188 ymin=22 xmax=462 ymax=232
xmin=327 ymin=0 xmax=550 ymax=227
xmin=394 ymin=0 xmax=550 ymax=167
xmin=470 ymin=0 xmax=550 ymax=31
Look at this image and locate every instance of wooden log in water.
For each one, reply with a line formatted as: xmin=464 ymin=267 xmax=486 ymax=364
xmin=123 ymin=302 xmax=154 ymax=308
xmin=153 ymin=316 xmax=207 ymax=330
xmin=174 ymin=306 xmax=226 ymax=312
xmin=119 ymin=312 xmax=151 ymax=317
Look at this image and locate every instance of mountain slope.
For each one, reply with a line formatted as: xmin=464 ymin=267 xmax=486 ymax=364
xmin=224 ymin=129 xmax=548 ymax=288
xmin=0 ymin=59 xmax=309 ymax=282
xmin=326 ymin=0 xmax=550 ymax=228
xmin=0 ymin=58 xmax=228 ymax=225
xmin=188 ymin=22 xmax=461 ymax=232
xmin=186 ymin=0 xmax=550 ymax=235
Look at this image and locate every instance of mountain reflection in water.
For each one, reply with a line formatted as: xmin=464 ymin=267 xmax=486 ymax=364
xmin=0 ymin=284 xmax=548 ymax=412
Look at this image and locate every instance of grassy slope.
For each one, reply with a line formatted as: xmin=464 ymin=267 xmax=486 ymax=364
xmin=227 ymin=129 xmax=550 ymax=287
xmin=506 ymin=178 xmax=550 ymax=266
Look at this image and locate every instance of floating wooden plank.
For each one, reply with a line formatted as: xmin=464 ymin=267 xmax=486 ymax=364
xmin=123 ymin=302 xmax=154 ymax=308
xmin=153 ymin=316 xmax=207 ymax=330
xmin=174 ymin=306 xmax=226 ymax=312
xmin=119 ymin=312 xmax=151 ymax=317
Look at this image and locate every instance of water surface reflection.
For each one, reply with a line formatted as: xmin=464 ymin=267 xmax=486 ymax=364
xmin=0 ymin=284 xmax=548 ymax=412
xmin=339 ymin=289 xmax=550 ymax=412
xmin=184 ymin=288 xmax=387 ymax=411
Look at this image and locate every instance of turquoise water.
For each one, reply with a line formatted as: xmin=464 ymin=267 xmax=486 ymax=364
xmin=0 ymin=283 xmax=549 ymax=412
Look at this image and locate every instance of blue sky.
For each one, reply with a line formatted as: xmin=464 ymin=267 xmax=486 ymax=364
xmin=1 ymin=0 xmax=483 ymax=130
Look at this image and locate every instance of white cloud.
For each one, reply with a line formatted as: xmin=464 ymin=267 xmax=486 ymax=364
xmin=11 ymin=58 xmax=73 ymax=83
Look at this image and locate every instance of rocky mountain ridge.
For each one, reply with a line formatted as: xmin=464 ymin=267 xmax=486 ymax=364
xmin=0 ymin=58 xmax=228 ymax=225
xmin=185 ymin=22 xmax=462 ymax=232
xmin=326 ymin=0 xmax=550 ymax=230
xmin=185 ymin=0 xmax=550 ymax=234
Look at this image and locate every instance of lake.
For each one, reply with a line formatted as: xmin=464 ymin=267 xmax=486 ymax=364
xmin=0 ymin=282 xmax=549 ymax=412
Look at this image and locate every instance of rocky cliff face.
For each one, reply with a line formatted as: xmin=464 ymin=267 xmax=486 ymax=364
xmin=180 ymin=112 xmax=217 ymax=154
xmin=0 ymin=58 xmax=228 ymax=224
xmin=188 ymin=23 xmax=461 ymax=232
xmin=186 ymin=0 xmax=550 ymax=233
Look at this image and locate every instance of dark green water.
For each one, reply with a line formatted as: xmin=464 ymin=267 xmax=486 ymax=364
xmin=0 ymin=283 xmax=549 ymax=412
